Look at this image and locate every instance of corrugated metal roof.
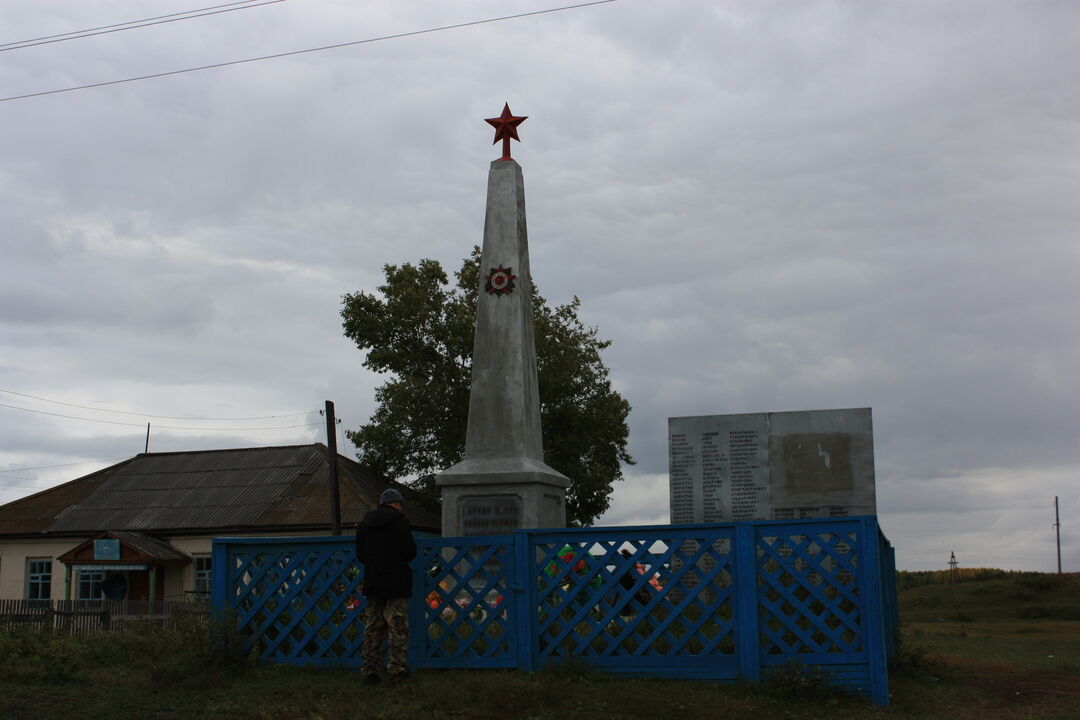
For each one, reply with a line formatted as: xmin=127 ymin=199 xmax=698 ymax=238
xmin=0 ymin=461 xmax=124 ymax=535
xmin=49 ymin=445 xmax=313 ymax=532
xmin=0 ymin=444 xmax=440 ymax=535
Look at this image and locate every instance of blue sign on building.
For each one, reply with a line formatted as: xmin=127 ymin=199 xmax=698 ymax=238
xmin=94 ymin=538 xmax=120 ymax=561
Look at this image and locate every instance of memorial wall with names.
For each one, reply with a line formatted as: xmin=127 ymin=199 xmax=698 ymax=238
xmin=669 ymin=408 xmax=876 ymax=524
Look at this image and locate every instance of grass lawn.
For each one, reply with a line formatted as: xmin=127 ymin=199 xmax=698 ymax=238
xmin=1 ymin=573 xmax=1078 ymax=720
xmin=905 ymin=620 xmax=1080 ymax=674
xmin=2 ymin=651 xmax=1078 ymax=720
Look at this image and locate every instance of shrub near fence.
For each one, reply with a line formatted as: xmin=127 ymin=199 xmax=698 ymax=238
xmin=212 ymin=517 xmax=896 ymax=706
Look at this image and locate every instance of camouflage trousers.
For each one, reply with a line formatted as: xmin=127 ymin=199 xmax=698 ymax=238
xmin=360 ymin=597 xmax=409 ymax=676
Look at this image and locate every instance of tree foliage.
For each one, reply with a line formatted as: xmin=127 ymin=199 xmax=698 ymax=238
xmin=341 ymin=248 xmax=633 ymax=525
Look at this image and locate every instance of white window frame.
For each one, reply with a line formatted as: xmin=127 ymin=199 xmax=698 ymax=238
xmin=77 ymin=568 xmax=105 ymax=602
xmin=194 ymin=555 xmax=212 ymax=596
xmin=26 ymin=557 xmax=52 ymax=601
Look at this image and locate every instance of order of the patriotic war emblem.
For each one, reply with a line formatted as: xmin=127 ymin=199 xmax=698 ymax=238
xmin=484 ymin=265 xmax=516 ymax=296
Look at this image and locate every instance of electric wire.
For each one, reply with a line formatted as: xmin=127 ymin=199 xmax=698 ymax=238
xmin=0 ymin=401 xmax=322 ymax=431
xmin=0 ymin=0 xmax=617 ymax=103
xmin=0 ymin=388 xmax=309 ymax=421
xmin=153 ymin=420 xmax=324 ymax=431
xmin=1 ymin=483 xmax=55 ymax=492
xmin=0 ymin=0 xmax=280 ymax=51
xmin=0 ymin=457 xmax=131 ymax=475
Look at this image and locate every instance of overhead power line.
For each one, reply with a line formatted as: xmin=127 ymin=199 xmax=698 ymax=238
xmin=157 ymin=420 xmax=324 ymax=431
xmin=0 ymin=402 xmax=156 ymax=428
xmin=0 ymin=0 xmax=617 ymax=103
xmin=1 ymin=1 xmax=283 ymax=52
xmin=0 ymin=388 xmax=309 ymax=421
xmin=0 ymin=401 xmax=322 ymax=431
xmin=0 ymin=457 xmax=131 ymax=475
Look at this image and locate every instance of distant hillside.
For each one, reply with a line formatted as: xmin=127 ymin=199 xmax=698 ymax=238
xmin=896 ymin=567 xmax=1052 ymax=590
xmin=899 ymin=571 xmax=1080 ymax=623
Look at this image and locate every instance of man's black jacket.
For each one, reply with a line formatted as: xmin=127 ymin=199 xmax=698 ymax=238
xmin=355 ymin=504 xmax=417 ymax=599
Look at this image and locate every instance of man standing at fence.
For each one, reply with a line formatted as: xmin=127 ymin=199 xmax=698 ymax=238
xmin=355 ymin=488 xmax=417 ymax=684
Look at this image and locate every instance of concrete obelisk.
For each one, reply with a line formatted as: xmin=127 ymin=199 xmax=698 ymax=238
xmin=436 ymin=104 xmax=569 ymax=536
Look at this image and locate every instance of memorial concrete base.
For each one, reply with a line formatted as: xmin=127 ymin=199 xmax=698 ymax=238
xmin=437 ymin=457 xmax=569 ymax=537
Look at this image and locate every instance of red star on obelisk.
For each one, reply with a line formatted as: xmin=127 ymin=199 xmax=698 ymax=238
xmin=485 ymin=103 xmax=527 ymax=161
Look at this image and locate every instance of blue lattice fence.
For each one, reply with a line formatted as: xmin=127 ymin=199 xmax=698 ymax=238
xmin=747 ymin=520 xmax=889 ymax=694
xmin=211 ymin=536 xmax=367 ymax=667
xmin=213 ymin=517 xmax=895 ymax=705
xmin=525 ymin=525 xmax=739 ymax=678
xmin=411 ymin=535 xmax=522 ymax=668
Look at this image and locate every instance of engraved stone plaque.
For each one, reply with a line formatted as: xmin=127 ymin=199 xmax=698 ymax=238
xmin=460 ymin=495 xmax=521 ymax=536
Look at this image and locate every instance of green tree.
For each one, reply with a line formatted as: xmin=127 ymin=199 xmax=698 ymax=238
xmin=341 ymin=248 xmax=633 ymax=525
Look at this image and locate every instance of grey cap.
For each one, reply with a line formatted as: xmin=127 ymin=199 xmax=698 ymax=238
xmin=379 ymin=488 xmax=404 ymax=505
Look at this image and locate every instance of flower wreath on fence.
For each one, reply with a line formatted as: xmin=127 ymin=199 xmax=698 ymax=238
xmin=426 ymin=577 xmax=505 ymax=622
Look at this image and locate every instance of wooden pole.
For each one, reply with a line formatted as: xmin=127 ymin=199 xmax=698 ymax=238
xmin=325 ymin=400 xmax=342 ymax=536
xmin=1054 ymin=496 xmax=1062 ymax=575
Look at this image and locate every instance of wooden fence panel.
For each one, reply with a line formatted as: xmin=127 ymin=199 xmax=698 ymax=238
xmin=0 ymin=599 xmax=207 ymax=635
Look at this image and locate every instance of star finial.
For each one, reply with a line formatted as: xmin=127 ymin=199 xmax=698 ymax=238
xmin=485 ymin=103 xmax=527 ymax=161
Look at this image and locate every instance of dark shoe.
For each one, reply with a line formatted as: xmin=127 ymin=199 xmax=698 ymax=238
xmin=388 ymin=670 xmax=411 ymax=683
xmin=362 ymin=673 xmax=380 ymax=685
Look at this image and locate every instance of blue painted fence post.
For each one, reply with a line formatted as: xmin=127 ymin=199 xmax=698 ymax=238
xmin=210 ymin=539 xmax=232 ymax=657
xmin=734 ymin=522 xmax=760 ymax=682
xmin=210 ymin=539 xmax=229 ymax=619
xmin=859 ymin=518 xmax=890 ymax=707
xmin=515 ymin=530 xmax=536 ymax=672
xmin=409 ymin=546 xmax=422 ymax=669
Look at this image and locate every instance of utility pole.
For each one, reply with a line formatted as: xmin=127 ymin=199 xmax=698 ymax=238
xmin=1054 ymin=496 xmax=1062 ymax=575
xmin=946 ymin=551 xmax=960 ymax=584
xmin=324 ymin=400 xmax=341 ymax=536
xmin=144 ymin=422 xmax=150 ymax=453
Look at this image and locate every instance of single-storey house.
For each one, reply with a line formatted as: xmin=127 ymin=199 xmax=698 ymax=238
xmin=0 ymin=443 xmax=439 ymax=602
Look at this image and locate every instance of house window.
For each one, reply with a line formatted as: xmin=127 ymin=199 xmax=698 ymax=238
xmin=194 ymin=556 xmax=212 ymax=596
xmin=78 ymin=569 xmax=105 ymax=601
xmin=26 ymin=558 xmax=52 ymax=600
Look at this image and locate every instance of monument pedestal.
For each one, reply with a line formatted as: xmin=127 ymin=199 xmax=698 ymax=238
xmin=438 ymin=458 xmax=569 ymax=536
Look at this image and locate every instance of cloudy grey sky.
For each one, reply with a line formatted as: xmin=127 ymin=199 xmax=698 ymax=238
xmin=1 ymin=0 xmax=1076 ymax=571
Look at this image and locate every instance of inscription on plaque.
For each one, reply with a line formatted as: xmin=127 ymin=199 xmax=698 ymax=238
xmin=728 ymin=429 xmax=764 ymax=521
xmin=670 ymin=433 xmax=695 ymax=521
xmin=701 ymin=431 xmax=724 ymax=521
xmin=461 ymin=495 xmax=521 ymax=535
xmin=669 ymin=409 xmax=875 ymax=523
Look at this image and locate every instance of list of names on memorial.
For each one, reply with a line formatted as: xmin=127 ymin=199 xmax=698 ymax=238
xmin=669 ymin=432 xmax=695 ymax=523
xmin=669 ymin=418 xmax=770 ymax=523
xmin=701 ymin=431 xmax=724 ymax=522
xmin=728 ymin=429 xmax=765 ymax=521
xmin=669 ymin=409 xmax=876 ymax=524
